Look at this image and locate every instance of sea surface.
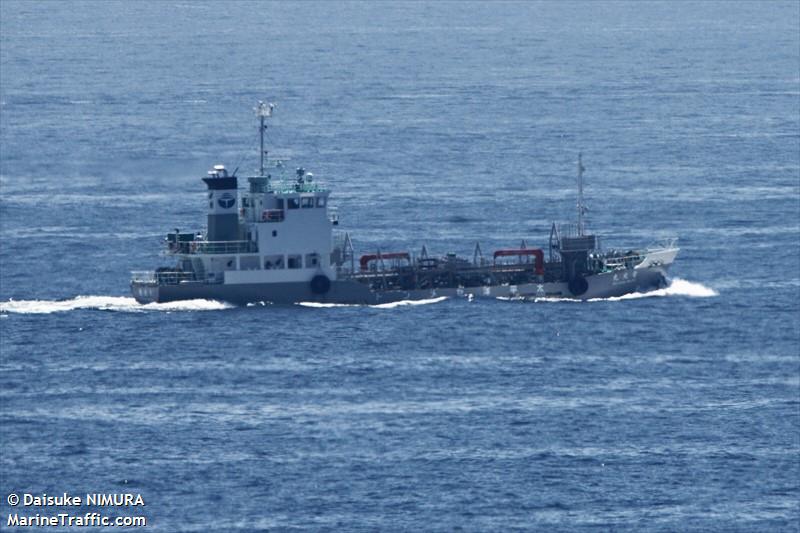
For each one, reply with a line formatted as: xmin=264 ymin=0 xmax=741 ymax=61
xmin=1 ymin=1 xmax=799 ymax=531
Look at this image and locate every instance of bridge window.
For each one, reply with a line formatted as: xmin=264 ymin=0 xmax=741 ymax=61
xmin=305 ymin=253 xmax=320 ymax=268
xmin=287 ymin=254 xmax=302 ymax=269
xmin=240 ymin=256 xmax=260 ymax=270
xmin=316 ymin=197 xmax=326 ymax=208
xmin=301 ymin=197 xmax=314 ymax=208
xmin=264 ymin=255 xmax=284 ymax=269
xmin=276 ymin=199 xmax=284 ymax=209
xmin=287 ymin=198 xmax=300 ymax=209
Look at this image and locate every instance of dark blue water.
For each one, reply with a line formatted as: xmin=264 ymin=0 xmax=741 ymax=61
xmin=1 ymin=1 xmax=798 ymax=531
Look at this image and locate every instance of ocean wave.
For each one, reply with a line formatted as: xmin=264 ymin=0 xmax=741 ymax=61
xmin=0 ymin=296 xmax=232 ymax=314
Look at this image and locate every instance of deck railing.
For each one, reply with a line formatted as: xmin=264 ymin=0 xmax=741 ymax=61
xmin=131 ymin=271 xmax=197 ymax=285
xmin=167 ymin=240 xmax=258 ymax=255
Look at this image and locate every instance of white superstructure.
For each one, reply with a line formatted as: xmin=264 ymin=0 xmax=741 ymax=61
xmin=163 ymin=103 xmax=338 ymax=291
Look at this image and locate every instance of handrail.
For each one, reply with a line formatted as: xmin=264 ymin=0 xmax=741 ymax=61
xmin=492 ymin=248 xmax=544 ymax=275
xmin=360 ymin=252 xmax=410 ymax=271
xmin=269 ymin=182 xmax=327 ymax=194
xmin=168 ymin=240 xmax=258 ymax=255
xmin=131 ymin=271 xmax=156 ymax=283
xmin=131 ymin=271 xmax=196 ymax=285
xmin=261 ymin=210 xmax=284 ymax=222
xmin=647 ymin=237 xmax=679 ymax=250
xmin=602 ymin=252 xmax=645 ymax=269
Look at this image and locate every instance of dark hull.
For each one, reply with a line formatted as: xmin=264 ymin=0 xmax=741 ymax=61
xmin=131 ymin=265 xmax=670 ymax=305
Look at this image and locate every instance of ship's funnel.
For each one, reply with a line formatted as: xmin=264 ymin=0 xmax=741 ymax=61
xmin=202 ymin=165 xmax=239 ymax=241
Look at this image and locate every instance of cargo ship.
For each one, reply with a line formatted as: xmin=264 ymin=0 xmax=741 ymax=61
xmin=131 ymin=102 xmax=678 ymax=305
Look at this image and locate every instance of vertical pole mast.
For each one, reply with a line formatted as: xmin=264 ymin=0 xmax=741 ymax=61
xmin=259 ymin=113 xmax=265 ymax=176
xmin=255 ymin=101 xmax=275 ymax=177
xmin=577 ymin=152 xmax=586 ymax=236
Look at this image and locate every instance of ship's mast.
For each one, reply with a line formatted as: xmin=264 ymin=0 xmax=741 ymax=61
xmin=577 ymin=152 xmax=587 ymax=237
xmin=255 ymin=101 xmax=275 ymax=176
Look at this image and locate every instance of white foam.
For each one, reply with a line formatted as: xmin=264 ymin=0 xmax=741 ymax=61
xmin=372 ymin=296 xmax=448 ymax=309
xmin=1 ymin=279 xmax=715 ymax=314
xmin=531 ymin=297 xmax=582 ymax=303
xmin=0 ymin=296 xmax=232 ymax=314
xmin=297 ymin=296 xmax=449 ymax=309
xmin=529 ymin=278 xmax=718 ymax=303
xmin=589 ymin=278 xmax=718 ymax=302
xmin=296 ymin=301 xmax=359 ymax=308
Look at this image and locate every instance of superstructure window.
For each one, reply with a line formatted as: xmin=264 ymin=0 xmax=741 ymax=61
xmin=305 ymin=253 xmax=320 ymax=268
xmin=240 ymin=256 xmax=260 ymax=270
xmin=287 ymin=198 xmax=300 ymax=209
xmin=264 ymin=255 xmax=284 ymax=270
xmin=287 ymin=254 xmax=302 ymax=269
xmin=301 ymin=197 xmax=314 ymax=208
xmin=316 ymin=197 xmax=327 ymax=208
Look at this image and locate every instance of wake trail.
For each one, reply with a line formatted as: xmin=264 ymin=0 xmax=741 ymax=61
xmin=0 ymin=296 xmax=232 ymax=314
xmin=297 ymin=296 xmax=449 ymax=309
xmin=0 ymin=279 xmax=716 ymax=315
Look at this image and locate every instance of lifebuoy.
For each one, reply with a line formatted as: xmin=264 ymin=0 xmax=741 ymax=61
xmin=310 ymin=274 xmax=331 ymax=295
xmin=568 ymin=275 xmax=588 ymax=296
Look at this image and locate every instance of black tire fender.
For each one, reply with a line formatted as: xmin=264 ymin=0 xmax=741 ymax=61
xmin=310 ymin=274 xmax=331 ymax=295
xmin=568 ymin=275 xmax=588 ymax=296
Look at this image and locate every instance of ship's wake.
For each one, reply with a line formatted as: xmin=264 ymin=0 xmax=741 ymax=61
xmin=0 ymin=279 xmax=715 ymax=315
xmin=0 ymin=295 xmax=451 ymax=315
xmin=594 ymin=278 xmax=718 ymax=301
xmin=532 ymin=278 xmax=718 ymax=303
xmin=0 ymin=296 xmax=232 ymax=315
xmin=297 ymin=296 xmax=449 ymax=309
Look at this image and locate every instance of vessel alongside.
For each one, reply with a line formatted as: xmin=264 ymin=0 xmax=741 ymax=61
xmin=131 ymin=103 xmax=678 ymax=305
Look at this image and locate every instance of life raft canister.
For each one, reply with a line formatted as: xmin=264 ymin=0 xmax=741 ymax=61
xmin=310 ymin=274 xmax=331 ymax=295
xmin=568 ymin=275 xmax=588 ymax=296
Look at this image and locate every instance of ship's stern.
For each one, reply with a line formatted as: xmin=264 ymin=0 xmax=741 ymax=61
xmin=131 ymin=272 xmax=160 ymax=304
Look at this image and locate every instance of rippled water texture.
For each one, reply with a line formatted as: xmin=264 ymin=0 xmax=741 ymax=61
xmin=1 ymin=1 xmax=798 ymax=531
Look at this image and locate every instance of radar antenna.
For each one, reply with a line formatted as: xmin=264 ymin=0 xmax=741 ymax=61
xmin=255 ymin=101 xmax=275 ymax=176
xmin=576 ymin=153 xmax=587 ymax=237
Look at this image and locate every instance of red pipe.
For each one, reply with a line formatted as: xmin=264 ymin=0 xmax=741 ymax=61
xmin=493 ymin=249 xmax=544 ymax=275
xmin=360 ymin=252 xmax=410 ymax=271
